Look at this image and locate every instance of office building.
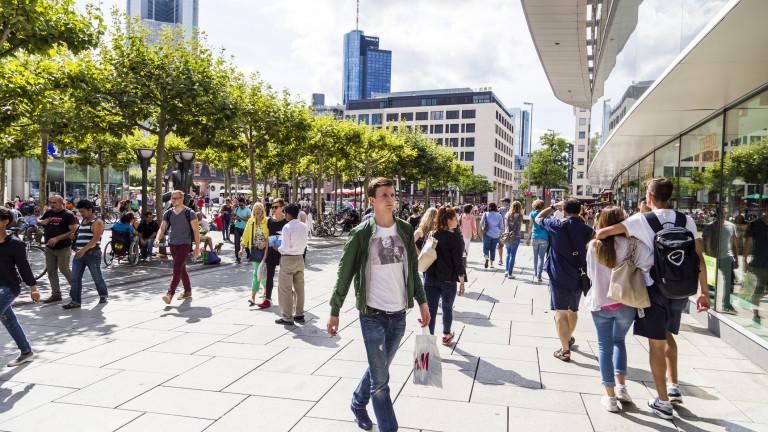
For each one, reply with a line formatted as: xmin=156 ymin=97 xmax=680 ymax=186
xmin=523 ymin=0 xmax=768 ymax=366
xmin=126 ymin=0 xmax=199 ymax=42
xmin=345 ymin=88 xmax=520 ymax=202
xmin=571 ymin=107 xmax=593 ymax=199
xmin=342 ymin=30 xmax=391 ymax=104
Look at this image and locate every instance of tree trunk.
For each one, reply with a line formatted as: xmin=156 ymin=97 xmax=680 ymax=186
xmin=424 ymin=179 xmax=432 ymax=208
xmin=248 ymin=143 xmax=257 ymax=200
xmin=97 ymin=150 xmax=106 ymax=212
xmin=0 ymin=158 xmax=5 ymax=204
xmin=154 ymin=123 xmax=166 ymax=218
xmin=396 ymin=175 xmax=403 ymax=211
xmin=223 ymin=161 xmax=231 ymax=199
xmin=38 ymin=130 xmax=49 ymax=208
xmin=291 ymin=164 xmax=298 ymax=203
xmin=263 ymin=172 xmax=269 ymax=201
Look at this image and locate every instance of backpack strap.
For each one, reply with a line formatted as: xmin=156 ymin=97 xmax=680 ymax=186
xmin=673 ymin=211 xmax=686 ymax=228
xmin=643 ymin=212 xmax=664 ymax=233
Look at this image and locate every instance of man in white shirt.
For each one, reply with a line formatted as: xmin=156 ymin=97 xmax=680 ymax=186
xmin=275 ymin=203 xmax=308 ymax=325
xmin=596 ymin=178 xmax=709 ymax=420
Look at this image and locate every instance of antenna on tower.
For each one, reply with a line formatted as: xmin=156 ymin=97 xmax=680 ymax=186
xmin=356 ymin=0 xmax=359 ymax=30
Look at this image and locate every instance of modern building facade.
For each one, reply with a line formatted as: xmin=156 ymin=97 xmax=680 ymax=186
xmin=571 ymin=107 xmax=593 ymax=199
xmin=126 ymin=0 xmax=199 ymax=42
xmin=342 ymin=30 xmax=391 ymax=104
xmin=523 ymin=0 xmax=768 ymax=367
xmin=345 ymin=88 xmax=520 ymax=202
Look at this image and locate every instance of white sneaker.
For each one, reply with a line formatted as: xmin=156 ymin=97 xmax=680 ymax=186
xmin=601 ymin=396 xmax=619 ymax=412
xmin=616 ymin=386 xmax=632 ymax=404
xmin=667 ymin=385 xmax=683 ymax=403
xmin=647 ymin=398 xmax=674 ymax=420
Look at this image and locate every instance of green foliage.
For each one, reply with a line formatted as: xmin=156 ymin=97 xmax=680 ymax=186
xmin=727 ymin=138 xmax=768 ymax=185
xmin=527 ymin=132 xmax=569 ymax=193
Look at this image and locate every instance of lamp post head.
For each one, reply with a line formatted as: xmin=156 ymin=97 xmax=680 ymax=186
xmin=135 ymin=147 xmax=155 ymax=161
xmin=180 ymin=150 xmax=196 ymax=162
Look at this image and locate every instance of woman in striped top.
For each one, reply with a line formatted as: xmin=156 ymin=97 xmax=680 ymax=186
xmin=63 ymin=200 xmax=109 ymax=309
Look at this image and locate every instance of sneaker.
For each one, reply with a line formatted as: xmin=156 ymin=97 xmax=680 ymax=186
xmin=177 ymin=292 xmax=192 ymax=300
xmin=7 ymin=352 xmax=34 ymax=367
xmin=484 ymin=258 xmax=489 ymax=268
xmin=42 ymin=294 xmax=62 ymax=304
xmin=257 ymin=299 xmax=272 ymax=309
xmin=62 ymin=302 xmax=81 ymax=310
xmin=162 ymin=294 xmax=172 ymax=305
xmin=508 ymin=274 xmax=516 ymax=279
xmin=294 ymin=315 xmax=306 ymax=323
xmin=489 ymin=262 xmax=495 ymax=268
xmin=601 ymin=396 xmax=619 ymax=412
xmin=537 ymin=276 xmax=543 ymax=283
xmin=275 ymin=318 xmax=294 ymax=325
xmin=99 ymin=296 xmax=108 ymax=304
xmin=442 ymin=332 xmax=455 ymax=345
xmin=647 ymin=398 xmax=674 ymax=420
xmin=616 ymin=386 xmax=632 ymax=404
xmin=667 ymin=385 xmax=683 ymax=404
xmin=350 ymin=403 xmax=373 ymax=431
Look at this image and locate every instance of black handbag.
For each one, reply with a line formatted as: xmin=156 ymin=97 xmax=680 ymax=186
xmin=248 ymin=222 xmax=265 ymax=262
xmin=563 ymin=220 xmax=591 ymax=296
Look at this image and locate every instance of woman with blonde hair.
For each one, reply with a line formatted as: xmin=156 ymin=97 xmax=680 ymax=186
xmin=586 ymin=206 xmax=653 ymax=412
xmin=241 ymin=202 xmax=270 ymax=306
xmin=414 ymin=207 xmax=438 ymax=252
xmin=503 ymin=201 xmax=524 ymax=278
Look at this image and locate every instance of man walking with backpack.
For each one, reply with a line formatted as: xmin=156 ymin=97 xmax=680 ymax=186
xmin=596 ymin=178 xmax=709 ymax=420
xmin=156 ymin=190 xmax=201 ymax=304
xmin=327 ymin=177 xmax=430 ymax=432
xmin=535 ymin=199 xmax=594 ymax=363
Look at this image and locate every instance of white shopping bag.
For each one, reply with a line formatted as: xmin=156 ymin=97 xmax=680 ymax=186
xmin=412 ymin=328 xmax=442 ymax=388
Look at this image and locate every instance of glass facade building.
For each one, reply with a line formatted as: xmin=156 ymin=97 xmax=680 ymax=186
xmin=342 ymin=30 xmax=392 ymax=104
xmin=126 ymin=0 xmax=199 ymax=42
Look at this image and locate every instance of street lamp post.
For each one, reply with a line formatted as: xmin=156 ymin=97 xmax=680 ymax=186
xmin=134 ymin=148 xmax=155 ymax=218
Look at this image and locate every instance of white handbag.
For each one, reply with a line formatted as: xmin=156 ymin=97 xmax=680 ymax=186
xmin=417 ymin=231 xmax=438 ymax=273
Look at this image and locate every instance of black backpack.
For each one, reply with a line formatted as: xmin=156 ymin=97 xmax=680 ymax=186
xmin=644 ymin=212 xmax=700 ymax=299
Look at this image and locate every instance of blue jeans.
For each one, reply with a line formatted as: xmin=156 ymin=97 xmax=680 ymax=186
xmin=140 ymin=238 xmax=154 ymax=258
xmin=591 ymin=306 xmax=636 ymax=387
xmin=353 ymin=311 xmax=407 ymax=432
xmin=69 ymin=249 xmax=109 ymax=304
xmin=0 ymin=286 xmax=31 ymax=355
xmin=482 ymin=234 xmax=499 ymax=262
xmin=505 ymin=240 xmax=520 ymax=275
xmin=425 ymin=276 xmax=457 ymax=335
xmin=531 ymin=238 xmax=548 ymax=277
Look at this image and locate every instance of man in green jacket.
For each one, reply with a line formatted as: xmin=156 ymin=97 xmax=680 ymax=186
xmin=327 ymin=177 xmax=430 ymax=432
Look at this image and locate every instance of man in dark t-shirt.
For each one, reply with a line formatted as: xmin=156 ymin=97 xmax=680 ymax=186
xmin=38 ymin=195 xmax=78 ymax=303
xmin=258 ymin=198 xmax=287 ymax=309
xmin=137 ymin=212 xmax=160 ymax=259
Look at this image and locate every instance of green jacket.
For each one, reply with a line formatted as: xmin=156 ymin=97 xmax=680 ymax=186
xmin=330 ymin=216 xmax=426 ymax=317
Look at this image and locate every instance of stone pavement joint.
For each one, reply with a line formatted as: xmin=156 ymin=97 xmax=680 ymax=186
xmin=1 ymin=238 xmax=767 ymax=432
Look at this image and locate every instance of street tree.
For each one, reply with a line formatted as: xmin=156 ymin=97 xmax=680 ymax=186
xmin=526 ymin=131 xmax=569 ymax=200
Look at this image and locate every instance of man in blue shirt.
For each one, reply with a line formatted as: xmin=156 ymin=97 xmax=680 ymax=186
xmin=536 ymin=199 xmax=593 ymax=362
xmin=233 ymin=197 xmax=252 ymax=264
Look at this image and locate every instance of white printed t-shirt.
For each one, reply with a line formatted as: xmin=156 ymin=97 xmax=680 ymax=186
xmin=366 ymin=224 xmax=407 ymax=312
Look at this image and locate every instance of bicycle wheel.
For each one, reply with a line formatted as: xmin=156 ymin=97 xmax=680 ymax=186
xmin=103 ymin=242 xmax=114 ymax=267
xmin=128 ymin=241 xmax=140 ymax=266
xmin=25 ymin=245 xmax=47 ymax=281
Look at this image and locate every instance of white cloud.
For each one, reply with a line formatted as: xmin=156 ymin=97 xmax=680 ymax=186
xmin=76 ymin=0 xmax=576 ymax=142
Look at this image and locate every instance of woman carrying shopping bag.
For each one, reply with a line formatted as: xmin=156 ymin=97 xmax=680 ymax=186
xmin=586 ymin=206 xmax=653 ymax=412
xmin=241 ymin=202 xmax=270 ymax=306
xmin=502 ymin=201 xmax=524 ymax=279
xmin=414 ymin=207 xmax=438 ymax=252
xmin=424 ymin=206 xmax=465 ymax=345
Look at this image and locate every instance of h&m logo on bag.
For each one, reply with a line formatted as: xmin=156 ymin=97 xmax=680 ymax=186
xmin=414 ymin=352 xmax=430 ymax=371
xmin=667 ymin=250 xmax=685 ymax=266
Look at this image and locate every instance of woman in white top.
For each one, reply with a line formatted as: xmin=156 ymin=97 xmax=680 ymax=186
xmin=586 ymin=206 xmax=653 ymax=413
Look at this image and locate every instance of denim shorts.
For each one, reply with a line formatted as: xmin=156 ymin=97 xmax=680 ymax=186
xmin=549 ymin=283 xmax=581 ymax=312
xmin=633 ymin=283 xmax=688 ymax=340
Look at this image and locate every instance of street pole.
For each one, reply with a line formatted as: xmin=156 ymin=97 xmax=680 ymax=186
xmin=134 ymin=148 xmax=155 ymax=218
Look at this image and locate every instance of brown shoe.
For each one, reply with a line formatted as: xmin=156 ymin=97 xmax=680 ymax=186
xmin=177 ymin=292 xmax=192 ymax=300
xmin=42 ymin=294 xmax=62 ymax=304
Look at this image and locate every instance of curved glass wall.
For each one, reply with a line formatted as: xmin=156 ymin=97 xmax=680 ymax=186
xmin=610 ymin=87 xmax=768 ymax=341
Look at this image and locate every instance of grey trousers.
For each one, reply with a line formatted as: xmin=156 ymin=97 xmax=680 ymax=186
xmin=45 ymin=247 xmax=72 ymax=296
xmin=278 ymin=255 xmax=305 ymax=321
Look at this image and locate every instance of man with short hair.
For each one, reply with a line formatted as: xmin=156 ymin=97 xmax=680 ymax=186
xmin=497 ymin=197 xmax=511 ymax=266
xmin=536 ymin=199 xmax=594 ymax=362
xmin=137 ymin=211 xmax=159 ymax=260
xmin=258 ymin=198 xmax=287 ymax=309
xmin=596 ymin=178 xmax=709 ymax=420
xmin=233 ymin=197 xmax=251 ymax=263
xmin=37 ymin=194 xmax=78 ymax=303
xmin=275 ymin=203 xmax=308 ymax=325
xmin=327 ymin=177 xmax=430 ymax=432
xmin=63 ymin=200 xmax=108 ymax=309
xmin=156 ymin=190 xmax=201 ymax=304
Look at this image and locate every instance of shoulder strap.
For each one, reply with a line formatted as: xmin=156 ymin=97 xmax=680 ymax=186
xmin=674 ymin=211 xmax=686 ymax=228
xmin=627 ymin=237 xmax=636 ymax=263
xmin=643 ymin=212 xmax=664 ymax=233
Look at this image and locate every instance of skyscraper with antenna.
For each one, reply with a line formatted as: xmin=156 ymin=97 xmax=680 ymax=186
xmin=342 ymin=0 xmax=391 ymax=104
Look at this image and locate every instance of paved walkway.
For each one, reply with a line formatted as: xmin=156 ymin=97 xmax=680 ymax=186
xmin=1 ymin=239 xmax=767 ymax=432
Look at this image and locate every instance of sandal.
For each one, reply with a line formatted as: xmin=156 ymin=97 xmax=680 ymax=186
xmin=442 ymin=332 xmax=455 ymax=346
xmin=554 ymin=348 xmax=571 ymax=362
xmin=568 ymin=337 xmax=575 ymax=349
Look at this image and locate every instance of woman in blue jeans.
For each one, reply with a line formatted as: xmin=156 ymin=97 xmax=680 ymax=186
xmin=0 ymin=208 xmax=40 ymax=367
xmin=480 ymin=202 xmax=504 ymax=269
xmin=586 ymin=206 xmax=653 ymax=412
xmin=503 ymin=201 xmax=524 ymax=278
xmin=527 ymin=200 xmax=549 ymax=283
xmin=424 ymin=206 xmax=465 ymax=345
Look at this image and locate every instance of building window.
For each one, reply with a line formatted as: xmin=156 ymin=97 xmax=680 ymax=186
xmin=577 ymin=158 xmax=585 ymax=165
xmin=421 ymin=98 xmax=436 ymax=106
xmin=446 ymin=110 xmax=460 ymax=119
xmin=371 ymin=113 xmax=382 ymax=125
xmin=400 ymin=112 xmax=413 ymax=121
xmin=473 ymin=95 xmax=490 ymax=103
xmin=464 ymin=151 xmax=474 ymax=161
xmin=578 ymin=131 xmax=586 ymax=139
xmin=578 ymin=144 xmax=586 ymax=152
xmin=430 ymin=111 xmax=443 ymax=120
xmin=447 ymin=124 xmax=459 ymax=134
xmin=432 ymin=124 xmax=443 ymax=134
xmin=577 ymin=185 xmax=583 ymax=195
xmin=462 ymin=109 xmax=476 ymax=119
xmin=449 ymin=138 xmax=459 ymax=147
xmin=419 ymin=125 xmax=428 ymax=133
xmin=193 ymin=163 xmax=202 ymax=176
xmin=577 ymin=171 xmax=584 ymax=179
xmin=415 ymin=111 xmax=428 ymax=121
xmin=579 ymin=118 xmax=587 ymax=126
xmin=465 ymin=123 xmax=475 ymax=133
xmin=465 ymin=137 xmax=475 ymax=147
xmin=358 ymin=114 xmax=369 ymax=125
xmin=386 ymin=113 xmax=398 ymax=122
xmin=345 ymin=114 xmax=356 ymax=121
xmin=436 ymin=138 xmax=443 ymax=145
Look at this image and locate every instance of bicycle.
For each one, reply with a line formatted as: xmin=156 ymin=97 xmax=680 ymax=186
xmin=7 ymin=227 xmax=47 ymax=281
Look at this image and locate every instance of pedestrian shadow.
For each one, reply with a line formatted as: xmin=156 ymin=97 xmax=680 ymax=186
xmin=673 ymin=412 xmax=757 ymax=432
xmin=452 ymin=314 xmax=495 ymax=327
xmin=606 ymin=401 xmax=678 ymax=431
xmin=0 ymin=382 xmax=35 ymax=414
xmin=161 ymin=300 xmax=213 ymax=323
xmin=451 ymin=346 xmax=542 ymax=389
xmin=283 ymin=312 xmax=343 ymax=348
